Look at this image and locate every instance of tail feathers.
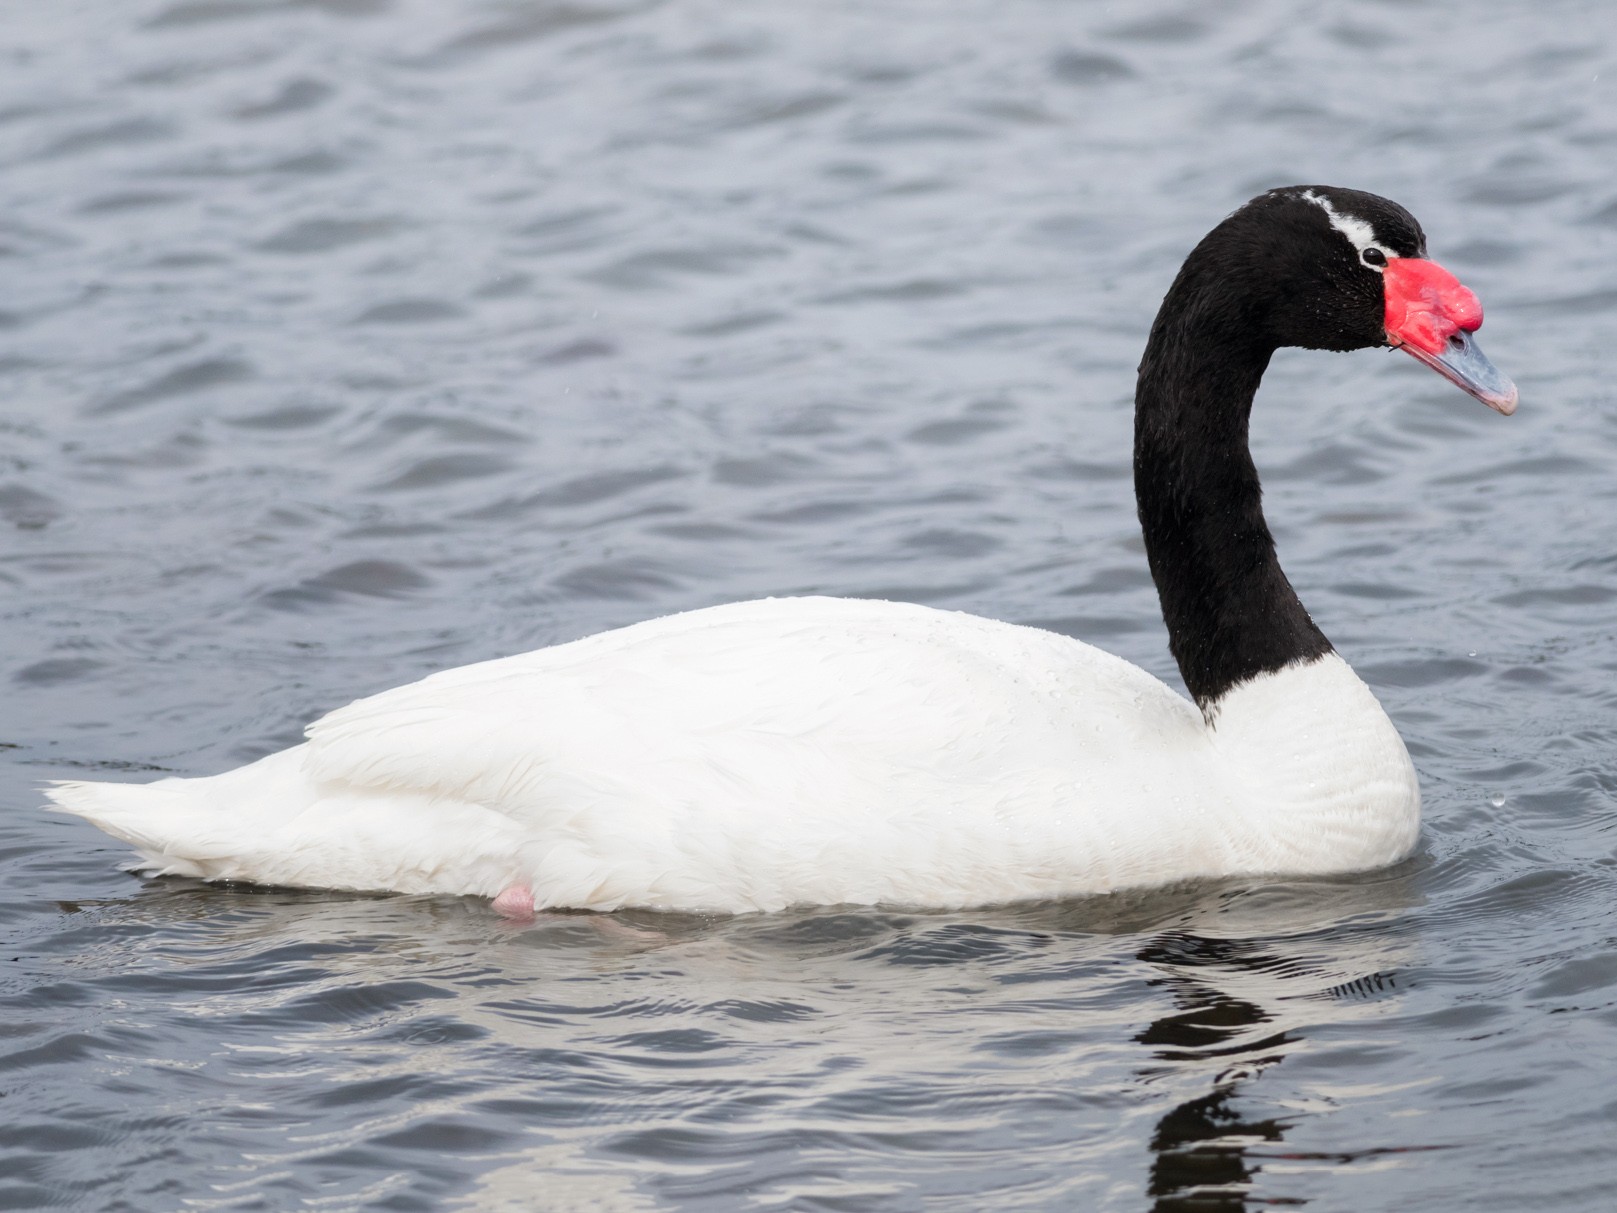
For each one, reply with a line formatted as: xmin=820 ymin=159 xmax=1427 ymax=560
xmin=46 ymin=778 xmax=234 ymax=878
xmin=47 ymin=751 xmax=536 ymax=897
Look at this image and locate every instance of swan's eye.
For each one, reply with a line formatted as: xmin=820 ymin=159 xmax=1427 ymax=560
xmin=1361 ymin=247 xmax=1388 ymax=268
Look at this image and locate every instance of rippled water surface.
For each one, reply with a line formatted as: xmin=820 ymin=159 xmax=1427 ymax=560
xmin=4 ymin=1 xmax=1617 ymax=1208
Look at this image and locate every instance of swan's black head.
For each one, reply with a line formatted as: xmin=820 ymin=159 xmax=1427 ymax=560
xmin=1158 ymin=185 xmax=1516 ymax=413
xmin=1223 ymin=186 xmax=1424 ymax=352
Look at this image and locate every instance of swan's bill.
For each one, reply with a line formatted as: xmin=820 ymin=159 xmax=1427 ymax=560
xmin=1383 ymin=256 xmax=1518 ymax=415
xmin=1394 ymin=327 xmax=1518 ymax=416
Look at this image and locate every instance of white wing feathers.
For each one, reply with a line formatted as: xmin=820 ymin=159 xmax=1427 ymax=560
xmin=298 ymin=596 xmax=1183 ymax=823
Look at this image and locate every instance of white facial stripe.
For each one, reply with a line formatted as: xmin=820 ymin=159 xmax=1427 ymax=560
xmin=1299 ymin=189 xmax=1393 ymax=270
xmin=1299 ymin=189 xmax=1376 ymax=250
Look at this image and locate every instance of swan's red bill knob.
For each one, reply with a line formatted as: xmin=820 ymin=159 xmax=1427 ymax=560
xmin=1384 ymin=258 xmax=1517 ymax=415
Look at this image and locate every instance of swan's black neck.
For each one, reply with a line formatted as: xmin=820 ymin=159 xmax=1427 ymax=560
xmin=1134 ymin=247 xmax=1332 ymax=712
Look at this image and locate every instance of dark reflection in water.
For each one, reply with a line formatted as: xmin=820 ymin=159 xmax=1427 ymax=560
xmin=1137 ymin=936 xmax=1298 ymax=1210
xmin=4 ymin=0 xmax=1617 ymax=1209
xmin=1152 ymin=1086 xmax=1292 ymax=1212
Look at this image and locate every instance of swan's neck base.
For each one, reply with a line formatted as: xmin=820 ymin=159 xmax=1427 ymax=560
xmin=1206 ymin=653 xmax=1420 ymax=872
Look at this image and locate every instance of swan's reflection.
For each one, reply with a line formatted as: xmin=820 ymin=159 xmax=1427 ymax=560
xmin=1150 ymin=1082 xmax=1290 ymax=1211
xmin=1136 ymin=935 xmax=1295 ymax=1210
xmin=45 ymin=869 xmax=1419 ymax=1210
xmin=1130 ymin=875 xmax=1418 ymax=1211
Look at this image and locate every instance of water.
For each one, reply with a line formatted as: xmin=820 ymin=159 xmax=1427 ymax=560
xmin=3 ymin=0 xmax=1616 ymax=1207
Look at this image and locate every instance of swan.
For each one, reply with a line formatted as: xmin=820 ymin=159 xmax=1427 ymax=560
xmin=50 ymin=186 xmax=1517 ymax=916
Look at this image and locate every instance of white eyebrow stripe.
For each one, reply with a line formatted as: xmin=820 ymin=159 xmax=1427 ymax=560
xmin=1300 ymin=188 xmax=1381 ymax=254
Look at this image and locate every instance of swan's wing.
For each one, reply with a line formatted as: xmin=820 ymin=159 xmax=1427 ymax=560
xmin=302 ymin=596 xmax=1201 ymax=822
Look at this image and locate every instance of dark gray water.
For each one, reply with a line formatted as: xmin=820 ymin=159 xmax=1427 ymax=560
xmin=3 ymin=1 xmax=1616 ymax=1208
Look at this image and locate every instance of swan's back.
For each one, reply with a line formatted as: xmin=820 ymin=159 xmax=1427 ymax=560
xmin=311 ymin=596 xmax=1198 ymax=803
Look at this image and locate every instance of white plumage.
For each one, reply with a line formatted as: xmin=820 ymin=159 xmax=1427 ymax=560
xmin=49 ymin=596 xmax=1419 ymax=912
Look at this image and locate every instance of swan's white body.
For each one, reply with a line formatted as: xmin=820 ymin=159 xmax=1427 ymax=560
xmin=50 ymin=596 xmax=1419 ymax=912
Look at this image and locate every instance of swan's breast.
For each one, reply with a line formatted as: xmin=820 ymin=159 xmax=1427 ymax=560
xmin=1207 ymin=653 xmax=1421 ymax=873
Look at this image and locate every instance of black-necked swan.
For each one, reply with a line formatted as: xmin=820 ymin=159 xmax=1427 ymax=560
xmin=50 ymin=186 xmax=1517 ymax=916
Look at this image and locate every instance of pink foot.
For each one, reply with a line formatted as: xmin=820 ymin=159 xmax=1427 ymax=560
xmin=491 ymin=885 xmax=536 ymax=920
